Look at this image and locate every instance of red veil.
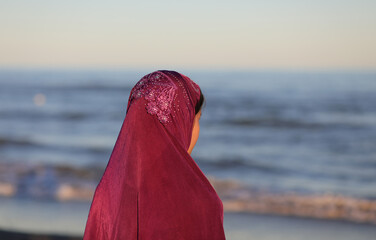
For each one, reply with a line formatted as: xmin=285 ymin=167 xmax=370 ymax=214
xmin=83 ymin=70 xmax=226 ymax=239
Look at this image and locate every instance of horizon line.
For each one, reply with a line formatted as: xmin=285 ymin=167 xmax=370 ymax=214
xmin=0 ymin=65 xmax=375 ymax=74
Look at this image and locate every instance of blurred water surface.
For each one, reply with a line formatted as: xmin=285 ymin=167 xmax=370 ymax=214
xmin=0 ymin=69 xmax=376 ymax=225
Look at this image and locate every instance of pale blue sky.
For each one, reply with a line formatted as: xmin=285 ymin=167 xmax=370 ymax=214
xmin=0 ymin=0 xmax=375 ymax=70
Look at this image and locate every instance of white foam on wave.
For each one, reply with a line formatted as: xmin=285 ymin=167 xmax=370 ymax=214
xmin=0 ymin=182 xmax=15 ymax=197
xmin=208 ymin=175 xmax=376 ymax=225
xmin=56 ymin=183 xmax=94 ymax=202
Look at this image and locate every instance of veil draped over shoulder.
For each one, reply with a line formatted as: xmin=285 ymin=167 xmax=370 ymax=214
xmin=83 ymin=70 xmax=226 ymax=240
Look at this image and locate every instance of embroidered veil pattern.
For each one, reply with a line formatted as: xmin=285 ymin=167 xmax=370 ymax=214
xmin=130 ymin=71 xmax=178 ymax=124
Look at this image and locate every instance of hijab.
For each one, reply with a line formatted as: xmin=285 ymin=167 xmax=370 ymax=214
xmin=83 ymin=70 xmax=226 ymax=239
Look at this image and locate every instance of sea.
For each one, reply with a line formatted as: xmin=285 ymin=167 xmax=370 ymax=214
xmin=0 ymin=69 xmax=376 ymax=234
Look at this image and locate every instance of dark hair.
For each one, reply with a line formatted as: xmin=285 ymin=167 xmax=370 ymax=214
xmin=195 ymin=90 xmax=205 ymax=115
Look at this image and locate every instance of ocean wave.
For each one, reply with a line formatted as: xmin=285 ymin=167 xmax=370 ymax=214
xmin=1 ymin=162 xmax=376 ymax=225
xmin=223 ymin=117 xmax=368 ymax=129
xmin=55 ymin=183 xmax=95 ymax=202
xmin=47 ymin=84 xmax=132 ymax=91
xmin=198 ymin=157 xmax=291 ymax=174
xmin=0 ymin=136 xmax=34 ymax=147
xmin=0 ymin=163 xmax=101 ymax=201
xmin=0 ymin=135 xmax=113 ymax=154
xmin=208 ymin=176 xmax=376 ymax=225
xmin=0 ymin=110 xmax=93 ymax=121
xmin=0 ymin=82 xmax=132 ymax=91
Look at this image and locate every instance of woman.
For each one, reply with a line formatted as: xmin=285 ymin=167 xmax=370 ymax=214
xmin=83 ymin=70 xmax=226 ymax=239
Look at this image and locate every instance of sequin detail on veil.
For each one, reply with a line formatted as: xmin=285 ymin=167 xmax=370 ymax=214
xmin=130 ymin=71 xmax=178 ymax=124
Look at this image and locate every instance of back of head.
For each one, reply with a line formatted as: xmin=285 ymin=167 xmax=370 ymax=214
xmin=83 ymin=70 xmax=225 ymax=240
xmin=126 ymin=70 xmax=202 ymax=150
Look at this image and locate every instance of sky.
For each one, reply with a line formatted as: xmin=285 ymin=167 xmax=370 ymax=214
xmin=0 ymin=0 xmax=375 ymax=71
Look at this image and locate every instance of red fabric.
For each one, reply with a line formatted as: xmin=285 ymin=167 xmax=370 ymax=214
xmin=83 ymin=70 xmax=226 ymax=239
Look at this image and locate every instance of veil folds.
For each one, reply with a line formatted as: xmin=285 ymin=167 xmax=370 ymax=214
xmin=83 ymin=70 xmax=226 ymax=240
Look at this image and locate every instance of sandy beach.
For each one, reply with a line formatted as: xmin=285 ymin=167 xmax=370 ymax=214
xmin=1 ymin=210 xmax=376 ymax=240
xmin=0 ymin=229 xmax=81 ymax=240
xmin=224 ymin=211 xmax=376 ymax=240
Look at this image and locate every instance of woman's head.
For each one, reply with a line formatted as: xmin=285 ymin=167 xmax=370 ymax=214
xmin=126 ymin=70 xmax=203 ymax=153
